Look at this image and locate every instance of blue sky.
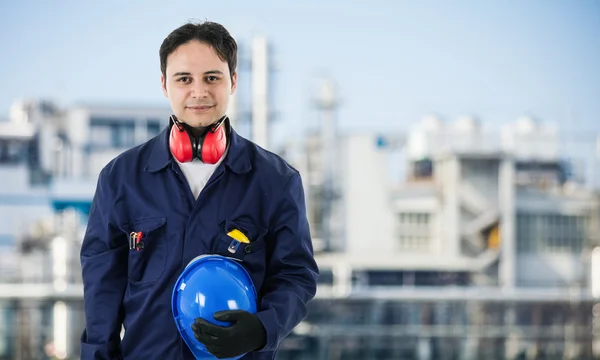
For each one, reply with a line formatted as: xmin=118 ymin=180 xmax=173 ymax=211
xmin=1 ymin=0 xmax=599 ymax=141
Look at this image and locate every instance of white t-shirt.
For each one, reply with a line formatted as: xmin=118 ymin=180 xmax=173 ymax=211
xmin=174 ymin=147 xmax=228 ymax=200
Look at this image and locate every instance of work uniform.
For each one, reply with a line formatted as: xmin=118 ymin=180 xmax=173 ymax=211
xmin=80 ymin=123 xmax=319 ymax=359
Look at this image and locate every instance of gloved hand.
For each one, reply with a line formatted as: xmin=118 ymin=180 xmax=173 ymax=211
xmin=191 ymin=310 xmax=267 ymax=359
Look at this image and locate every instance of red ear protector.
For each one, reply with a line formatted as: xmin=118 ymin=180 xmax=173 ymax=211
xmin=169 ymin=115 xmax=228 ymax=164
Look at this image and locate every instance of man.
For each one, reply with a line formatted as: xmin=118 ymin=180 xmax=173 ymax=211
xmin=80 ymin=20 xmax=319 ymax=359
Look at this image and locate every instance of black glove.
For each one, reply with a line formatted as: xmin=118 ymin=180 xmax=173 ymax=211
xmin=191 ymin=310 xmax=267 ymax=359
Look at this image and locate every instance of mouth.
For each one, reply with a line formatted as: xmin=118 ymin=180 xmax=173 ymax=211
xmin=186 ymin=105 xmax=214 ymax=113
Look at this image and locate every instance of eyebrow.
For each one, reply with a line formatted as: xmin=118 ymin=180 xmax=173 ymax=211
xmin=172 ymin=70 xmax=224 ymax=77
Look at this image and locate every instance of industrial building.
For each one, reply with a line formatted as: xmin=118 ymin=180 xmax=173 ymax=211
xmin=0 ymin=37 xmax=599 ymax=360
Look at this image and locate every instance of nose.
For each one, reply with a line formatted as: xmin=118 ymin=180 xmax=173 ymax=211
xmin=191 ymin=81 xmax=209 ymax=99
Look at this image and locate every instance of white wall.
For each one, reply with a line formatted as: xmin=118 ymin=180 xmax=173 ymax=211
xmin=0 ymin=165 xmax=31 ymax=194
xmin=517 ymin=189 xmax=598 ymax=214
xmin=342 ymin=134 xmax=395 ymax=254
xmin=65 ymin=108 xmax=90 ymax=179
xmin=0 ymin=166 xmax=52 ymax=244
xmin=88 ymin=149 xmax=129 ymax=179
xmin=517 ymin=253 xmax=584 ymax=286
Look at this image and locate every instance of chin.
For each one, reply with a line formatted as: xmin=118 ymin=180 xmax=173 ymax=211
xmin=181 ymin=115 xmax=216 ymax=128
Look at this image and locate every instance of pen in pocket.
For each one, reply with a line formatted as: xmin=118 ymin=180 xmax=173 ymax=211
xmin=129 ymin=231 xmax=143 ymax=251
xmin=227 ymin=229 xmax=250 ymax=253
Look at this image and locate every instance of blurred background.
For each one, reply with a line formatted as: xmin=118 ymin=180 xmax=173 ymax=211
xmin=1 ymin=0 xmax=600 ymax=359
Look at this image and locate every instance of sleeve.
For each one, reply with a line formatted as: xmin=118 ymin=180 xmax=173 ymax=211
xmin=255 ymin=171 xmax=320 ymax=351
xmin=79 ymin=167 xmax=128 ymax=359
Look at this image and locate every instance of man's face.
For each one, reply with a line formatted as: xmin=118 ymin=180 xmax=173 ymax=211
xmin=161 ymin=40 xmax=237 ymax=128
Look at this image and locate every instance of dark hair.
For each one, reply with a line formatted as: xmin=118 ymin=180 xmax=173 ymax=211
xmin=159 ymin=21 xmax=237 ymax=81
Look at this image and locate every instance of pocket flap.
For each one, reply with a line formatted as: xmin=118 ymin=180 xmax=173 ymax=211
xmin=222 ymin=218 xmax=267 ymax=244
xmin=119 ymin=217 xmax=167 ymax=236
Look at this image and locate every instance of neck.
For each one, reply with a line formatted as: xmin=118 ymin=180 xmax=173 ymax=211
xmin=178 ymin=116 xmax=227 ymax=139
xmin=188 ymin=126 xmax=208 ymax=139
xmin=177 ymin=121 xmax=207 ymax=139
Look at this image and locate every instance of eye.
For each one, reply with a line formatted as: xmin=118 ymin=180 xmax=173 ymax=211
xmin=206 ymin=76 xmax=219 ymax=82
xmin=177 ymin=77 xmax=191 ymax=83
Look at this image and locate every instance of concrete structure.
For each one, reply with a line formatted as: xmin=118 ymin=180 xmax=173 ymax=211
xmin=1 ymin=94 xmax=600 ymax=358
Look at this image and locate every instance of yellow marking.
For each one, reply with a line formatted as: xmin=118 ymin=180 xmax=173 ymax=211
xmin=488 ymin=225 xmax=501 ymax=249
xmin=227 ymin=229 xmax=250 ymax=244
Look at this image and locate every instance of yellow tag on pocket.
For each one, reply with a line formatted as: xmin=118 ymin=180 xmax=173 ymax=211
xmin=227 ymin=229 xmax=250 ymax=254
xmin=227 ymin=229 xmax=250 ymax=244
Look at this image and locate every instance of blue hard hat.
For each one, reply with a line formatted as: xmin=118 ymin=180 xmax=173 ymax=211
xmin=171 ymin=255 xmax=258 ymax=360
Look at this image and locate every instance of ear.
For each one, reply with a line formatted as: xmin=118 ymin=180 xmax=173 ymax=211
xmin=230 ymin=72 xmax=237 ymax=95
xmin=161 ymin=75 xmax=168 ymax=98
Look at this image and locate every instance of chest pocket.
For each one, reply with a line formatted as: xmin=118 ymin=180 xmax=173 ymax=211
xmin=213 ymin=219 xmax=268 ymax=290
xmin=119 ymin=217 xmax=167 ymax=286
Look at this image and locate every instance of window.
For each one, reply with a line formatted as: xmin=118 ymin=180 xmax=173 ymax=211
xmin=397 ymin=212 xmax=431 ymax=250
xmin=0 ymin=139 xmax=28 ymax=164
xmin=316 ymin=268 xmax=333 ymax=285
xmin=367 ymin=270 xmax=404 ymax=286
xmin=111 ymin=122 xmax=134 ymax=148
xmin=90 ymin=117 xmax=136 ymax=148
xmin=89 ymin=125 xmax=112 ymax=148
xmin=517 ymin=213 xmax=588 ymax=253
xmin=146 ymin=120 xmax=163 ymax=138
xmin=412 ymin=159 xmax=433 ymax=179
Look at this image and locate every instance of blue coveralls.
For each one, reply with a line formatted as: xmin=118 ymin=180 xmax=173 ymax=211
xmin=80 ymin=124 xmax=319 ymax=359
